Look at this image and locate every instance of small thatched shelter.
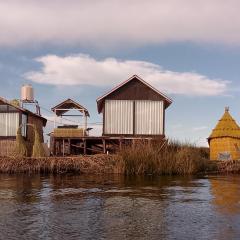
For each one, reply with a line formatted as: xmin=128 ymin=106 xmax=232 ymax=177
xmin=208 ymin=107 xmax=240 ymax=160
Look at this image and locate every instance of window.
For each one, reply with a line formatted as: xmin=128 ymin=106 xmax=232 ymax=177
xmin=0 ymin=113 xmax=19 ymax=136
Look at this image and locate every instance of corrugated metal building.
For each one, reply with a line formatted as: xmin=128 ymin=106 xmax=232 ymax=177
xmin=0 ymin=97 xmax=47 ymax=156
xmin=97 ymin=75 xmax=172 ymax=138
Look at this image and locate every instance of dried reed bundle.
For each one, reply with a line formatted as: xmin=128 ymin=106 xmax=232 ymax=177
xmin=14 ymin=128 xmax=28 ymax=157
xmin=53 ymin=128 xmax=85 ymax=137
xmin=32 ymin=125 xmax=46 ymax=158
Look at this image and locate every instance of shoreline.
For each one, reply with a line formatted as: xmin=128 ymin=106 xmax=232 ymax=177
xmin=0 ymin=155 xmax=119 ymax=174
xmin=0 ymin=155 xmax=240 ymax=175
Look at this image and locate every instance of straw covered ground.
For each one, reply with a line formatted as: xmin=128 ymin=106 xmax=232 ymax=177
xmin=0 ymin=155 xmax=120 ymax=174
xmin=0 ymin=141 xmax=239 ymax=175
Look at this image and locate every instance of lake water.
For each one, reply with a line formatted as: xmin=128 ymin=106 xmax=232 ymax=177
xmin=0 ymin=174 xmax=240 ymax=240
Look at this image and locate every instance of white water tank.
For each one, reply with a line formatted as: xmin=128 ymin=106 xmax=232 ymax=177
xmin=21 ymin=84 xmax=34 ymax=101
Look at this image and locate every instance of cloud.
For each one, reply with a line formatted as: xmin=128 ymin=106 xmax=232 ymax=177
xmin=1 ymin=0 xmax=240 ymax=47
xmin=25 ymin=54 xmax=229 ymax=96
xmin=192 ymin=126 xmax=208 ymax=132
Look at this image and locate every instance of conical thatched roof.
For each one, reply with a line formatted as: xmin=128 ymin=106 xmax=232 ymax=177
xmin=209 ymin=107 xmax=240 ymax=140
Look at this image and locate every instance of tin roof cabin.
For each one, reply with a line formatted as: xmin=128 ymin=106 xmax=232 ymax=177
xmin=97 ymin=75 xmax=172 ymax=138
xmin=0 ymin=97 xmax=47 ymax=156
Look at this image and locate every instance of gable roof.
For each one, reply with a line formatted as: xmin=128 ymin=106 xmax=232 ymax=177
xmin=96 ymin=75 xmax=173 ymax=113
xmin=0 ymin=97 xmax=47 ymax=126
xmin=51 ymin=98 xmax=90 ymax=117
xmin=208 ymin=108 xmax=240 ymax=141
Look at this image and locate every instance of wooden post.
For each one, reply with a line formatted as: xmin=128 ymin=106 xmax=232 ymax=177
xmin=84 ymin=112 xmax=87 ymax=135
xmin=103 ymin=139 xmax=106 ymax=154
xmin=148 ymin=139 xmax=151 ymax=147
xmin=132 ymin=139 xmax=136 ymax=149
xmin=62 ymin=139 xmax=65 ymax=156
xmin=119 ymin=139 xmax=122 ymax=151
xmin=54 ymin=109 xmax=57 ymax=129
xmin=83 ymin=140 xmax=87 ymax=155
xmin=68 ymin=138 xmax=70 ymax=155
xmin=53 ymin=137 xmax=56 ymax=156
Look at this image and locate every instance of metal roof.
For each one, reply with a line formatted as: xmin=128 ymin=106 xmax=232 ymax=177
xmin=0 ymin=96 xmax=47 ymax=126
xmin=96 ymin=74 xmax=173 ymax=113
xmin=51 ymin=98 xmax=90 ymax=117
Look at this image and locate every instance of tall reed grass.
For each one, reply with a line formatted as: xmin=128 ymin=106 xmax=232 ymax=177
xmin=116 ymin=140 xmax=209 ymax=175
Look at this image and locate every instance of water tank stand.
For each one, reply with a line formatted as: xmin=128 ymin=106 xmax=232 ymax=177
xmin=20 ymin=100 xmax=41 ymax=116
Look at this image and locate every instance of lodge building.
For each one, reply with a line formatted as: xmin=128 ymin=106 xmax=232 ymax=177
xmin=97 ymin=75 xmax=172 ymax=137
xmin=0 ymin=97 xmax=47 ymax=156
xmin=50 ymin=75 xmax=173 ymax=155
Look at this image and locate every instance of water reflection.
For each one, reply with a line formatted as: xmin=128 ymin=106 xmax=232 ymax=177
xmin=210 ymin=175 xmax=240 ymax=214
xmin=0 ymin=174 xmax=239 ymax=239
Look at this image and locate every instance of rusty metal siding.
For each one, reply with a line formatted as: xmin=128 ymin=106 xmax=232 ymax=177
xmin=0 ymin=113 xmax=19 ymax=136
xmin=104 ymin=100 xmax=133 ymax=134
xmin=135 ymin=101 xmax=164 ymax=135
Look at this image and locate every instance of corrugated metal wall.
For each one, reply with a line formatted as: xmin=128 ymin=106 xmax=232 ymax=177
xmin=0 ymin=113 xmax=19 ymax=136
xmin=104 ymin=100 xmax=164 ymax=135
xmin=105 ymin=100 xmax=133 ymax=134
xmin=135 ymin=100 xmax=164 ymax=135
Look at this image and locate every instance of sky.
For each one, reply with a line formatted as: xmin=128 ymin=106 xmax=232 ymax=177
xmin=1 ymin=0 xmax=240 ymax=146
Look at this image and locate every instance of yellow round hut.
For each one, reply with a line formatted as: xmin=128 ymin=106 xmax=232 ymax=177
xmin=208 ymin=107 xmax=240 ymax=161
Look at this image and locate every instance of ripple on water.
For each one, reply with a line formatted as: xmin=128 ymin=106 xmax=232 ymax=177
xmin=0 ymin=174 xmax=240 ymax=240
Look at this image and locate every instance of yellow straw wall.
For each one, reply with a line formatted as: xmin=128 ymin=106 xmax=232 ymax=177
xmin=209 ymin=108 xmax=240 ymax=161
xmin=210 ymin=137 xmax=240 ymax=160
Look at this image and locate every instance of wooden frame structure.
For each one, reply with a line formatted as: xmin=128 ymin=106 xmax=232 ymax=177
xmin=51 ymin=98 xmax=90 ymax=131
xmin=50 ymin=99 xmax=92 ymax=155
xmin=50 ymin=75 xmax=172 ymax=156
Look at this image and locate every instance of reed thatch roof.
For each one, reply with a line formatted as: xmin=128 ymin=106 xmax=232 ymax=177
xmin=209 ymin=108 xmax=240 ymax=140
xmin=53 ymin=128 xmax=85 ymax=137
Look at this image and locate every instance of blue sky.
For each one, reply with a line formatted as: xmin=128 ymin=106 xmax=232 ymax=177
xmin=1 ymin=0 xmax=240 ymax=146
